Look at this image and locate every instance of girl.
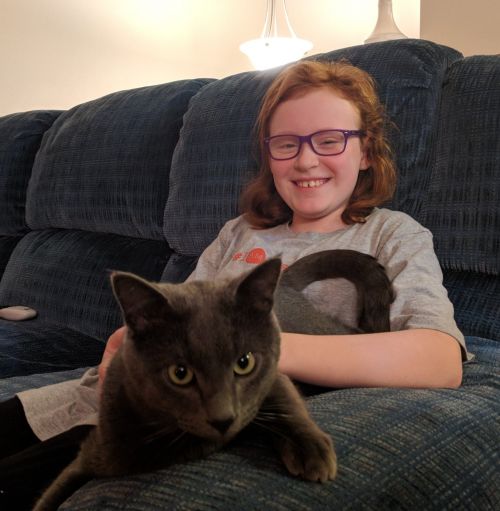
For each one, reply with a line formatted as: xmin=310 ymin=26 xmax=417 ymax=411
xmin=0 ymin=60 xmax=468 ymax=509
xmin=104 ymin=59 xmax=466 ymax=389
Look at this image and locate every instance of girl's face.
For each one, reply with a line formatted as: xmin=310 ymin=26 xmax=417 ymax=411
xmin=268 ymin=88 xmax=369 ymax=232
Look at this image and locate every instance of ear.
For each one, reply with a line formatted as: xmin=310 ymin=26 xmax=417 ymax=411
xmin=110 ymin=271 xmax=174 ymax=335
xmin=359 ymin=150 xmax=370 ymax=171
xmin=235 ymin=258 xmax=282 ymax=314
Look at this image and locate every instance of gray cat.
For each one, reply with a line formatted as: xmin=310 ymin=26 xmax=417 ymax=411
xmin=34 ymin=250 xmax=393 ymax=511
xmin=34 ymin=257 xmax=337 ymax=511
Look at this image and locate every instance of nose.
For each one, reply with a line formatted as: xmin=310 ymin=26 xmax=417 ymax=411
xmin=294 ymin=140 xmax=319 ymax=170
xmin=208 ymin=417 xmax=235 ymax=435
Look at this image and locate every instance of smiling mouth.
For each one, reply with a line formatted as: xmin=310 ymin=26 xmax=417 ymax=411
xmin=294 ymin=179 xmax=330 ymax=188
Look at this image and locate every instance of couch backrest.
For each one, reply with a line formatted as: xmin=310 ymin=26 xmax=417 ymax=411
xmin=422 ymin=55 xmax=500 ymax=339
xmin=0 ymin=111 xmax=60 ymax=275
xmin=0 ymin=79 xmax=211 ymax=340
xmin=162 ymin=39 xmax=462 ymax=282
xmin=1 ymin=39 xmax=498 ymax=345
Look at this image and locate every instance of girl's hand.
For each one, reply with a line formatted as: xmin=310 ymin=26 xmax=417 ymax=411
xmin=98 ymin=325 xmax=126 ymax=386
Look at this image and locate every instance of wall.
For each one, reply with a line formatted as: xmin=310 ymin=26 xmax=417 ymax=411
xmin=421 ymin=0 xmax=499 ymax=56
xmin=0 ymin=0 xmax=418 ymax=115
xmin=0 ymin=0 xmax=497 ymax=116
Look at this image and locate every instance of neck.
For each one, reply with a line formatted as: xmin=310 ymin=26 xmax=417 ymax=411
xmin=289 ymin=215 xmax=347 ymax=234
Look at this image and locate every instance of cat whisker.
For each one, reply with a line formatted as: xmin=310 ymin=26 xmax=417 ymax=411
xmin=251 ymin=417 xmax=298 ymax=446
xmin=141 ymin=427 xmax=186 ymax=447
xmin=256 ymin=411 xmax=293 ymax=420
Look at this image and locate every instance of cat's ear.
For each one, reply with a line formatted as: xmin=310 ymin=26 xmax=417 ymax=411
xmin=111 ymin=271 xmax=174 ymax=334
xmin=235 ymin=258 xmax=282 ymax=314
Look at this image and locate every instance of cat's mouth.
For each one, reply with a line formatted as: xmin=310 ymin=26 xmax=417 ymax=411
xmin=177 ymin=418 xmax=239 ymax=442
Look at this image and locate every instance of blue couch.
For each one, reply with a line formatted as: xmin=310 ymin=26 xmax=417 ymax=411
xmin=0 ymin=39 xmax=498 ymax=509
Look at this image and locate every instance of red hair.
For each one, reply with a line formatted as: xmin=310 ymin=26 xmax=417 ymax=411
xmin=241 ymin=60 xmax=396 ymax=228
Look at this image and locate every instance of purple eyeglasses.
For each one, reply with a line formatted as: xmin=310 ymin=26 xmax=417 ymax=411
xmin=264 ymin=129 xmax=365 ymax=160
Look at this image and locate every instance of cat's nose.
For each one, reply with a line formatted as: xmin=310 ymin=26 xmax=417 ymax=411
xmin=208 ymin=417 xmax=235 ymax=435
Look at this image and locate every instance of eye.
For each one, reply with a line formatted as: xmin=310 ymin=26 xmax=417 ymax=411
xmin=167 ymin=365 xmax=194 ymax=386
xmin=271 ymin=137 xmax=299 ymax=154
xmin=233 ymin=352 xmax=256 ymax=376
xmin=318 ymin=135 xmax=342 ymax=147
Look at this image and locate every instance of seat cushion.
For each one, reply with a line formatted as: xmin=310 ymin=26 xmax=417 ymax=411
xmin=0 ymin=321 xmax=100 ymax=378
xmin=0 ymin=337 xmax=497 ymax=509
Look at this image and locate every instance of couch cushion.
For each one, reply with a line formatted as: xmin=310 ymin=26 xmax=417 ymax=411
xmin=163 ymin=39 xmax=462 ymax=276
xmin=422 ymin=56 xmax=500 ymax=274
xmin=0 ymin=111 xmax=61 ymax=274
xmin=0 ymin=337 xmax=497 ymax=509
xmin=0 ymin=230 xmax=169 ymax=344
xmin=0 ymin=236 xmax=21 ymax=281
xmin=0 ymin=320 xmax=101 ymax=378
xmin=443 ymin=271 xmax=500 ymax=341
xmin=27 ymin=80 xmax=212 ymax=240
xmin=0 ymin=79 xmax=211 ymax=353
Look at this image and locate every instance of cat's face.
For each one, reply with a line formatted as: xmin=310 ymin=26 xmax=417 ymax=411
xmin=111 ymin=259 xmax=282 ymax=442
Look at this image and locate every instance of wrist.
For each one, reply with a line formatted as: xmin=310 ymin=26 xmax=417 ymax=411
xmin=278 ymin=332 xmax=299 ymax=377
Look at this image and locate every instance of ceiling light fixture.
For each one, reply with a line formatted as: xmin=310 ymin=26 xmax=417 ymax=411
xmin=240 ymin=0 xmax=313 ymax=70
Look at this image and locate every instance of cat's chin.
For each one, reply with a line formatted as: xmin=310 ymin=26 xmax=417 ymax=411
xmin=177 ymin=420 xmax=243 ymax=444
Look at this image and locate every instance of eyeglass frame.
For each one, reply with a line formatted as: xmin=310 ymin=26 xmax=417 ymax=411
xmin=264 ymin=129 xmax=366 ymax=161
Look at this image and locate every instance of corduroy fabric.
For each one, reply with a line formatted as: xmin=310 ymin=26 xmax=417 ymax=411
xmin=0 ymin=111 xmax=61 ymax=276
xmin=422 ymin=56 xmax=500 ymax=274
xmin=0 ymin=111 xmax=61 ymax=235
xmin=0 ymin=230 xmax=169 ymax=348
xmin=0 ymin=319 xmax=101 ymax=378
xmin=314 ymin=40 xmax=462 ymax=221
xmin=443 ymin=270 xmax=500 ymax=341
xmin=27 ymin=80 xmax=212 ymax=240
xmin=0 ymin=337 xmax=497 ymax=510
xmin=0 ymin=235 xmax=22 ymax=278
xmin=163 ymin=70 xmax=277 ymax=258
xmin=0 ymin=80 xmax=210 ymax=371
xmin=163 ymin=39 xmax=462 ymax=266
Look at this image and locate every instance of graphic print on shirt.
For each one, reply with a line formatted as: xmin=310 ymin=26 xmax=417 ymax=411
xmin=232 ymin=247 xmax=267 ymax=264
xmin=232 ymin=247 xmax=289 ymax=271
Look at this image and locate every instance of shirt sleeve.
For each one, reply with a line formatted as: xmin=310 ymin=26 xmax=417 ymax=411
xmin=186 ymin=219 xmax=236 ymax=281
xmin=377 ymin=220 xmax=471 ymax=361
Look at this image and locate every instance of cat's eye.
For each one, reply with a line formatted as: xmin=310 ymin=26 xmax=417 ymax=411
xmin=167 ymin=365 xmax=194 ymax=386
xmin=233 ymin=352 xmax=256 ymax=376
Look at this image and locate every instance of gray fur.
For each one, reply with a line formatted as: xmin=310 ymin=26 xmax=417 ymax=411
xmin=34 ymin=257 xmax=341 ymax=511
xmin=275 ymin=249 xmax=394 ymax=334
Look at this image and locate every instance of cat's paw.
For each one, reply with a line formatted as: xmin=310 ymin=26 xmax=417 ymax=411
xmin=281 ymin=429 xmax=337 ymax=482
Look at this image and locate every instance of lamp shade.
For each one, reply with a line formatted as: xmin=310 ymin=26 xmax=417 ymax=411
xmin=240 ymin=36 xmax=313 ymax=70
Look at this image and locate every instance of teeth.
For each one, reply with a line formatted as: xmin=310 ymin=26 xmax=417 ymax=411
xmin=296 ymin=179 xmax=327 ymax=188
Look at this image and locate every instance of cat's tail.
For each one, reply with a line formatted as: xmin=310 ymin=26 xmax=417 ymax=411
xmin=280 ymin=249 xmax=394 ymax=333
xmin=32 ymin=457 xmax=91 ymax=511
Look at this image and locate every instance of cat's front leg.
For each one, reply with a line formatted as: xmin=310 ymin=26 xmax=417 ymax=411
xmin=258 ymin=373 xmax=337 ymax=482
